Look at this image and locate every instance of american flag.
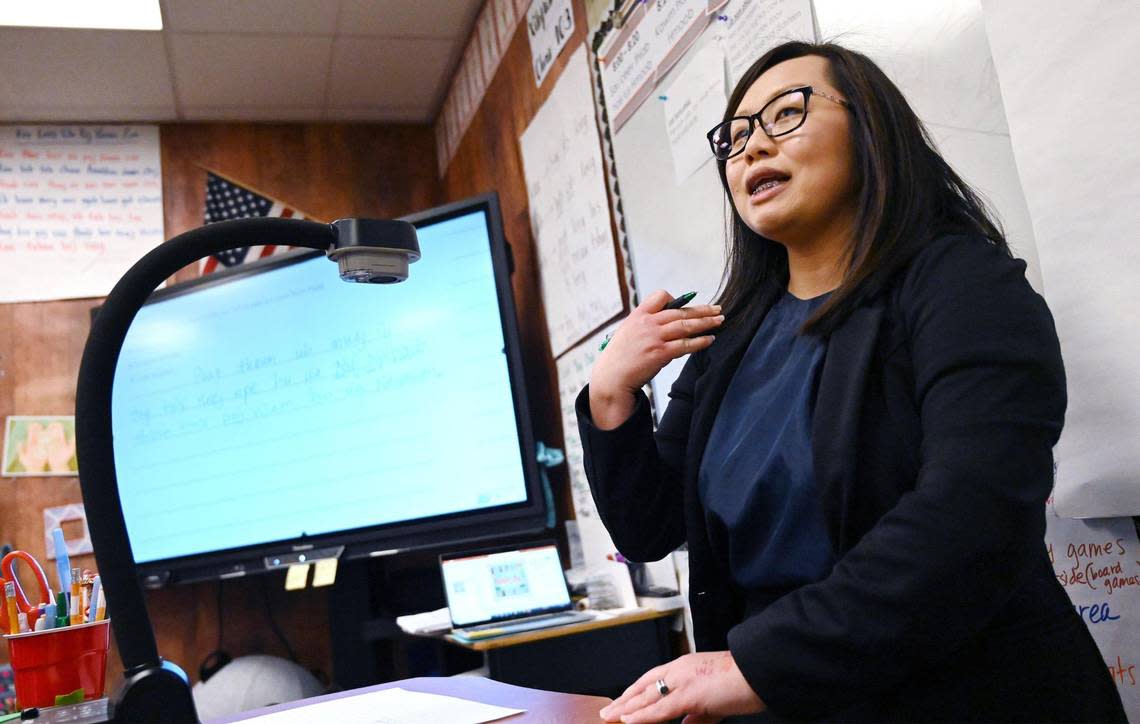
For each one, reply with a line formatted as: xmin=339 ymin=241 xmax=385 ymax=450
xmin=199 ymin=172 xmax=304 ymax=275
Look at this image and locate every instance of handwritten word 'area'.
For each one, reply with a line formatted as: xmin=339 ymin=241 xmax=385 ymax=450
xmin=1073 ymin=601 xmax=1121 ymax=624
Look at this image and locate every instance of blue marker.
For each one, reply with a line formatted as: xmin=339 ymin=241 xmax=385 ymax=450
xmin=52 ymin=528 xmax=72 ymax=595
xmin=88 ymin=576 xmax=102 ymax=623
xmin=43 ymin=602 xmax=57 ymax=629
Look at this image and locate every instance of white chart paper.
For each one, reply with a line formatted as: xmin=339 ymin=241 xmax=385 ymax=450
xmin=0 ymin=125 xmax=164 ymax=303
xmin=663 ymin=44 xmax=726 ymax=184
xmin=718 ymin=0 xmax=815 ymax=85
xmin=983 ymin=0 xmax=1140 ymax=516
xmin=520 ymin=45 xmax=624 ymax=357
xmin=556 ymin=324 xmax=622 ymax=568
xmin=1045 ymin=502 xmax=1140 ymax=720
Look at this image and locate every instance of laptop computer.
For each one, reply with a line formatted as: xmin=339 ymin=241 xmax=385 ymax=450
xmin=440 ymin=541 xmax=592 ymax=641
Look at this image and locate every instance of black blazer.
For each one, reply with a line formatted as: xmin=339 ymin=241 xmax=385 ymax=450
xmin=577 ymin=234 xmax=1125 ymax=721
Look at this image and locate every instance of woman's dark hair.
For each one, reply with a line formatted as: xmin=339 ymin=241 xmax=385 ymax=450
xmin=715 ymin=41 xmax=1010 ymax=335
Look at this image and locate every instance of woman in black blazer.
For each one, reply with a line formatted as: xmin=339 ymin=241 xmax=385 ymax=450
xmin=578 ymin=41 xmax=1126 ymax=722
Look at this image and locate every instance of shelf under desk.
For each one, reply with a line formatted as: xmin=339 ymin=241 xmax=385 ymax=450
xmin=438 ymin=607 xmax=681 ymax=696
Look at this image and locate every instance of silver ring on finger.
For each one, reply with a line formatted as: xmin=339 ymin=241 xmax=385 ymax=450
xmin=655 ymin=679 xmax=670 ymax=697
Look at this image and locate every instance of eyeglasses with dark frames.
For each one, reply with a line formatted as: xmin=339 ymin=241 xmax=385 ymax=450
xmin=707 ymin=86 xmax=851 ymax=161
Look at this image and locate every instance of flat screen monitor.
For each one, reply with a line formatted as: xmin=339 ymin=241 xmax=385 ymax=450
xmin=111 ymin=193 xmax=547 ymax=585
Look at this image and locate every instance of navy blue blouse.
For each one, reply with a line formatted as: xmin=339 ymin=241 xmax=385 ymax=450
xmin=698 ymin=290 xmax=835 ymax=593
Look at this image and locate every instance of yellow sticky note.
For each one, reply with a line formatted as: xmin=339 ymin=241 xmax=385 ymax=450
xmin=285 ymin=563 xmax=310 ymax=591
xmin=312 ymin=558 xmax=338 ymax=588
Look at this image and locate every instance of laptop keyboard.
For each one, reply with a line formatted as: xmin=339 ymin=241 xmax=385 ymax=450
xmin=456 ymin=610 xmax=592 ymax=638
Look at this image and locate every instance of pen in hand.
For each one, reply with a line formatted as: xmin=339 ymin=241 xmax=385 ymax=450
xmin=600 ymin=291 xmax=698 ymax=351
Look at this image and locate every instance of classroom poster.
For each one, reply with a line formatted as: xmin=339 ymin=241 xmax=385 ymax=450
xmin=519 ymin=45 xmax=624 ymax=358
xmin=1045 ymin=500 xmax=1140 ymax=720
xmin=663 ymin=43 xmax=727 ymax=183
xmin=0 ymin=125 xmax=164 ymax=303
xmin=555 ymin=325 xmax=679 ymax=597
xmin=718 ymin=0 xmax=815 ymax=85
xmin=555 ymin=324 xmax=621 ymax=569
xmin=526 ymin=0 xmax=575 ymax=86
xmin=2 ymin=416 xmax=78 ymax=477
xmin=598 ymin=3 xmax=658 ymax=132
xmin=598 ymin=0 xmax=716 ymax=133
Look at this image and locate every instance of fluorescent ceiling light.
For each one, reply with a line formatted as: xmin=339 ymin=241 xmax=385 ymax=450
xmin=0 ymin=0 xmax=162 ymax=30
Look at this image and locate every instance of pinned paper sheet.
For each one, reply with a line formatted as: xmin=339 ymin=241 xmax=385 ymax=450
xmin=718 ymin=0 xmax=815 ymax=85
xmin=663 ymin=44 xmax=727 ymax=183
xmin=984 ymin=0 xmax=1140 ymax=517
xmin=284 ymin=563 xmax=310 ymax=591
xmin=519 ymin=45 xmax=624 ymax=357
xmin=0 ymin=125 xmax=165 ymax=303
xmin=311 ymin=558 xmax=338 ymax=588
xmin=242 ymin=686 xmax=524 ymax=724
xmin=1045 ymin=500 xmax=1140 ymax=720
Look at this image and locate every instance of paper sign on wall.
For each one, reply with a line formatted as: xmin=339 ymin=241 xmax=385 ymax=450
xmin=663 ymin=44 xmax=727 ymax=183
xmin=719 ymin=0 xmax=815 ymax=85
xmin=526 ymin=0 xmax=575 ymax=86
xmin=519 ymin=45 xmax=624 ymax=357
xmin=0 ymin=125 xmax=164 ymax=303
xmin=1045 ymin=502 xmax=1140 ymax=720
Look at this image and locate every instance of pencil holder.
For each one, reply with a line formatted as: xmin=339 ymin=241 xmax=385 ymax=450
xmin=4 ymin=619 xmax=110 ymax=708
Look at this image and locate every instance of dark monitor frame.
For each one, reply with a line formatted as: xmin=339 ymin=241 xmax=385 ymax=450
xmin=117 ymin=192 xmax=548 ymax=587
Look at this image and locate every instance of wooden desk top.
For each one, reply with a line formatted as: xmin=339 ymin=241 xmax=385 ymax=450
xmin=445 ymin=607 xmax=678 ymax=651
xmin=215 ymin=675 xmax=611 ymax=723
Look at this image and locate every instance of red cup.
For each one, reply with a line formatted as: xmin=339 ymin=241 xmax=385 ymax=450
xmin=4 ymin=619 xmax=110 ymax=708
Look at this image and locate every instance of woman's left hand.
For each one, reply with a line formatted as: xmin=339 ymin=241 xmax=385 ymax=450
xmin=598 ymin=651 xmax=765 ymax=723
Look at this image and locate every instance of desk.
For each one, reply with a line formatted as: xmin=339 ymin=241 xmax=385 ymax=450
xmin=215 ymin=675 xmax=611 ymax=723
xmin=443 ymin=608 xmax=678 ymax=697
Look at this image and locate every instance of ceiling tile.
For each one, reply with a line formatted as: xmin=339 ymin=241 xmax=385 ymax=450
xmin=0 ymin=29 xmax=174 ymax=113
xmin=337 ymin=0 xmax=482 ymax=38
xmin=327 ymin=36 xmax=455 ymax=110
xmin=161 ymin=0 xmax=339 ymax=34
xmin=169 ymin=33 xmax=332 ymax=108
xmin=179 ymin=106 xmax=325 ymax=121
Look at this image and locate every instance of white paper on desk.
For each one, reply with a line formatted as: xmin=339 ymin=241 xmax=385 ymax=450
xmin=395 ymin=606 xmax=452 ymax=635
xmin=1044 ymin=502 xmax=1140 ymax=721
xmin=982 ymin=0 xmax=1140 ymax=517
xmin=663 ymin=44 xmax=726 ymax=184
xmin=241 ymin=687 xmax=524 ymax=724
xmin=520 ymin=45 xmax=624 ymax=358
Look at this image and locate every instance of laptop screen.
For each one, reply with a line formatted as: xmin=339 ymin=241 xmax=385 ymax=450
xmin=441 ymin=543 xmax=572 ymax=627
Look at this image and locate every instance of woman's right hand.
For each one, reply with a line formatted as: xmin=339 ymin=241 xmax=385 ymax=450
xmin=589 ymin=290 xmax=724 ymax=430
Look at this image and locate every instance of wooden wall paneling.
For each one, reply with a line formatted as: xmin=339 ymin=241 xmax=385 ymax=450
xmin=440 ymin=0 xmax=630 ymax=530
xmin=0 ymin=122 xmax=443 ymax=692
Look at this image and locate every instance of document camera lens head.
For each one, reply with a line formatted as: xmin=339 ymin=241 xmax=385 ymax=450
xmin=327 ymin=219 xmax=421 ymax=284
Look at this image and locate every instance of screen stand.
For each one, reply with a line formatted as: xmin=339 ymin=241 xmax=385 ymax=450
xmin=111 ymin=660 xmax=197 ymax=723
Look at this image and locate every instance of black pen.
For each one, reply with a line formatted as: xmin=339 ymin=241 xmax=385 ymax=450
xmin=600 ymin=292 xmax=697 ymax=351
xmin=663 ymin=291 xmax=698 ymax=310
